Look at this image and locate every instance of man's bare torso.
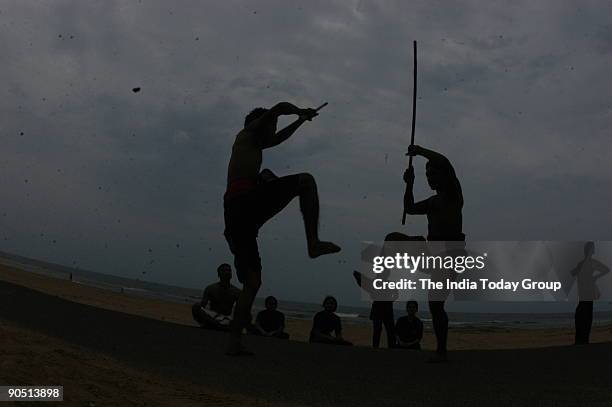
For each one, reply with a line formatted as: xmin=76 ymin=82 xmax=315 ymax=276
xmin=227 ymin=129 xmax=262 ymax=184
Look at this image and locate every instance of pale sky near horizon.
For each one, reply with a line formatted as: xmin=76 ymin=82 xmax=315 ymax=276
xmin=1 ymin=0 xmax=612 ymax=306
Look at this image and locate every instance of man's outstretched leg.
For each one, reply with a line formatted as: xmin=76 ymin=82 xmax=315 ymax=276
xmin=295 ymin=173 xmax=341 ymax=258
xmin=257 ymin=173 xmax=340 ymax=258
xmin=227 ymin=268 xmax=261 ymax=355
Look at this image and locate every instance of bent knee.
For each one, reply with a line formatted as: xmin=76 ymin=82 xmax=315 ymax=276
xmin=298 ymin=173 xmax=316 ymax=189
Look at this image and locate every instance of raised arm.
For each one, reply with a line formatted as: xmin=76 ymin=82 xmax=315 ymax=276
xmin=406 ymin=144 xmax=462 ymax=203
xmin=261 ymin=113 xmax=314 ymax=149
xmin=260 ymin=106 xmax=318 ymax=149
xmin=407 ymin=145 xmax=453 ymax=170
xmin=250 ymin=102 xmax=302 ymax=127
xmin=244 ymin=102 xmax=299 ymax=134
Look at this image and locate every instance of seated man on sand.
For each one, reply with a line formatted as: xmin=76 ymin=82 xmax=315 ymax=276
xmin=253 ymin=296 xmax=289 ymax=339
xmin=395 ymin=300 xmax=424 ymax=350
xmin=191 ymin=263 xmax=241 ymax=331
xmin=309 ymin=296 xmax=353 ymax=346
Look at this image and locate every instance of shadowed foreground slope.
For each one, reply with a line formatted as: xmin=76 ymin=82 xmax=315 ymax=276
xmin=1 ymin=280 xmax=611 ymax=407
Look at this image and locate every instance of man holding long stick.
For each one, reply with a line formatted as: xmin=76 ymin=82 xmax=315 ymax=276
xmin=402 ymin=144 xmax=465 ymax=362
xmin=392 ymin=41 xmax=466 ymax=362
xmin=223 ymin=101 xmax=340 ymax=355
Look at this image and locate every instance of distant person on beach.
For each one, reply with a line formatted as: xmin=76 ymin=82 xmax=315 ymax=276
xmin=395 ymin=300 xmax=424 ymax=350
xmin=192 ymin=263 xmax=241 ymax=331
xmin=570 ymin=241 xmax=610 ymax=345
xmin=309 ymin=296 xmax=353 ymax=346
xmin=353 ymin=270 xmax=398 ymax=348
xmin=223 ymin=102 xmax=341 ymax=355
xmin=386 ymin=145 xmax=465 ymax=362
xmin=253 ymin=296 xmax=289 ymax=339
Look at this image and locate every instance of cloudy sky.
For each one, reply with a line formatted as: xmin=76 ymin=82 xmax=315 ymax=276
xmin=1 ymin=0 xmax=611 ymax=305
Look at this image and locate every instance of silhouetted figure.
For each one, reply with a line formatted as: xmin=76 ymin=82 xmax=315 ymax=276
xmin=387 ymin=145 xmax=465 ymax=362
xmin=310 ymin=296 xmax=353 ymax=346
xmin=192 ymin=263 xmax=241 ymax=331
xmin=570 ymin=242 xmax=610 ymax=345
xmin=395 ymin=300 xmax=423 ymax=350
xmin=353 ymin=270 xmax=397 ymax=348
xmin=253 ymin=296 xmax=289 ymax=339
xmin=224 ymin=102 xmax=341 ymax=355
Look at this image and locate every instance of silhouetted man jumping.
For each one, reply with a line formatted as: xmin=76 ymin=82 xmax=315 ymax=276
xmin=389 ymin=144 xmax=465 ymax=362
xmin=223 ymin=102 xmax=341 ymax=355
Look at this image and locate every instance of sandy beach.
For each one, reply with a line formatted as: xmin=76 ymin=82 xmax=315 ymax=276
xmin=4 ymin=1 xmax=612 ymax=406
xmin=1 ymin=263 xmax=612 ymax=406
xmin=0 ymin=319 xmax=283 ymax=407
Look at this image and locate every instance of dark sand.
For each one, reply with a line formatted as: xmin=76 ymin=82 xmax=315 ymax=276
xmin=1 ymin=275 xmax=612 ymax=406
xmin=0 ymin=318 xmax=287 ymax=407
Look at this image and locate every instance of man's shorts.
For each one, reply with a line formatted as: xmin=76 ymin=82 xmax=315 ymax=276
xmin=223 ymin=174 xmax=301 ymax=283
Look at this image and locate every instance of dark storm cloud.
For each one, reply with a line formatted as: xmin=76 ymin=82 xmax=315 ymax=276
xmin=1 ymin=0 xmax=611 ymax=304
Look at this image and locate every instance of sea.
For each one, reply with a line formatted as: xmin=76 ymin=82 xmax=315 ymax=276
xmin=2 ymin=250 xmax=611 ymax=330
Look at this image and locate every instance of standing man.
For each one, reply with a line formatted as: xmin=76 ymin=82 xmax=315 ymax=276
xmin=571 ymin=241 xmax=610 ymax=344
xmin=224 ymin=102 xmax=341 ymax=355
xmin=353 ymin=270 xmax=398 ymax=348
xmin=388 ymin=144 xmax=465 ymax=362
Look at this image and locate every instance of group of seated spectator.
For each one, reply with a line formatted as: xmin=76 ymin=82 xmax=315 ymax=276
xmin=192 ymin=264 xmax=423 ymax=349
xmin=191 ymin=263 xmax=290 ymax=338
xmin=308 ymin=297 xmax=423 ymax=349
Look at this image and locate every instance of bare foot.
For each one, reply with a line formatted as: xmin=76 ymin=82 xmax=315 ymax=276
xmin=308 ymin=241 xmax=341 ymax=258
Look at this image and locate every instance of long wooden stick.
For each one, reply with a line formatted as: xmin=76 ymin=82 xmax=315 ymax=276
xmin=402 ymin=41 xmax=417 ymax=225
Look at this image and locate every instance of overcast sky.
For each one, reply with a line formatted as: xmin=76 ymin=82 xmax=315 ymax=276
xmin=1 ymin=0 xmax=611 ymax=305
